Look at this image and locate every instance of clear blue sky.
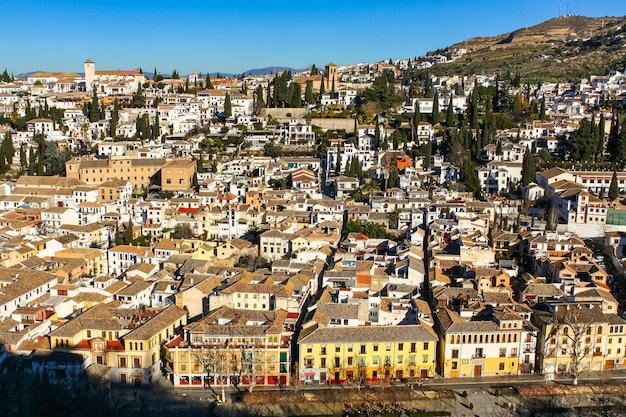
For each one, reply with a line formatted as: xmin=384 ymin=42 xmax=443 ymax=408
xmin=5 ymin=0 xmax=626 ymax=76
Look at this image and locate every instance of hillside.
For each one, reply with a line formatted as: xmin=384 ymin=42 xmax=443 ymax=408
xmin=431 ymin=15 xmax=626 ymax=82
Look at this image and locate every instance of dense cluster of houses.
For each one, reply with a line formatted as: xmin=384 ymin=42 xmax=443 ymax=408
xmin=1 ymin=59 xmax=626 ymax=391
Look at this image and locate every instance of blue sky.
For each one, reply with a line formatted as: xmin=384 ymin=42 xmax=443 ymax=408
xmin=5 ymin=0 xmax=626 ymax=76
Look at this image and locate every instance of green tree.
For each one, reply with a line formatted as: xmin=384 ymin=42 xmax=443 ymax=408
xmin=334 ymin=142 xmax=342 ymax=176
xmin=125 ymin=219 xmax=134 ymax=244
xmin=310 ymin=64 xmax=319 ymax=75
xmin=2 ymin=131 xmax=15 ymax=168
xmin=224 ymin=93 xmax=232 ymax=117
xmin=304 ymin=81 xmax=314 ymax=104
xmin=362 ymin=70 xmax=402 ymax=111
xmin=263 ymin=141 xmax=283 ymax=158
xmin=206 ymin=73 xmax=213 ymax=89
xmin=171 ymin=69 xmax=179 ymax=79
xmin=539 ymin=97 xmax=546 ymax=120
xmin=571 ymin=118 xmax=595 ymax=162
xmin=19 ymin=143 xmax=27 ymax=174
xmin=521 ymin=146 xmax=536 ymax=186
xmin=423 ymin=140 xmax=432 ymax=171
xmin=320 ymin=77 xmax=325 ymax=95
xmin=496 ymin=140 xmax=502 ymax=156
xmin=431 ymin=90 xmax=439 ymax=125
xmin=460 ymin=157 xmax=480 ymax=194
xmin=289 ymin=82 xmax=302 ymax=107
xmin=110 ymin=100 xmax=119 ymax=137
xmin=28 ymin=148 xmax=36 ymax=175
xmin=88 ymin=90 xmax=100 ymax=122
xmin=42 ymin=141 xmax=66 ymax=176
xmin=386 ymin=158 xmax=399 ymax=189
xmin=445 ymin=95 xmax=455 ymax=127
xmin=131 ymin=83 xmax=145 ymax=108
xmin=609 ymin=170 xmax=620 ymax=201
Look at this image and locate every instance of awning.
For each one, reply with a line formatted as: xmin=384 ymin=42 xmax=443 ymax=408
xmin=303 ymin=372 xmax=315 ymax=376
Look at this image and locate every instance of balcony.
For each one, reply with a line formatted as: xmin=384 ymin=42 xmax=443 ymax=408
xmin=472 ymin=354 xmax=486 ymax=359
xmin=304 ymin=362 xmax=314 ymax=369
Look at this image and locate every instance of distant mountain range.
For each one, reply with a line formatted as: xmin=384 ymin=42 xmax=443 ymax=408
xmin=15 ymin=66 xmax=307 ymax=80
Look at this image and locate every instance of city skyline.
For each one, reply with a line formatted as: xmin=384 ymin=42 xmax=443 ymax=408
xmin=5 ymin=1 xmax=626 ymax=76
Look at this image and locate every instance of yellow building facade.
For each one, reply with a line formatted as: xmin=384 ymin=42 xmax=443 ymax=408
xmin=298 ymin=325 xmax=438 ymax=385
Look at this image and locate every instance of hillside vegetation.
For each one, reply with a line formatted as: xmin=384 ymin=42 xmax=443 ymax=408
xmin=432 ymin=15 xmax=626 ymax=82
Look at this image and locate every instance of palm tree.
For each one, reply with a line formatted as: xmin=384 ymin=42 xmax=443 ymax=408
xmin=362 ymin=179 xmax=381 ymax=196
xmin=388 ymin=207 xmax=401 ymax=230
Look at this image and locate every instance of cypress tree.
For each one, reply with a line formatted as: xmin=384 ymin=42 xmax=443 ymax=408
xmin=224 ymin=93 xmax=232 ymax=117
xmin=469 ymin=92 xmax=479 ymax=129
xmin=596 ymin=113 xmax=606 ymax=159
xmin=110 ymin=101 xmax=119 ymax=137
xmin=445 ymin=95 xmax=456 ymax=127
xmin=206 ymin=74 xmax=213 ymax=89
xmin=432 ymin=91 xmax=439 ymax=125
xmin=19 ymin=143 xmax=26 ymax=174
xmin=424 ymin=140 xmax=432 ymax=171
xmin=290 ymin=82 xmax=302 ymax=107
xmin=153 ymin=67 xmax=158 ymax=81
xmin=335 ymin=142 xmax=341 ymax=176
xmin=310 ymin=64 xmax=319 ymax=75
xmin=609 ymin=171 xmax=619 ymax=201
xmin=89 ymin=90 xmax=100 ymax=122
xmin=320 ymin=77 xmax=325 ymax=95
xmin=496 ymin=140 xmax=502 ymax=156
xmin=255 ymin=85 xmax=265 ymax=107
xmin=305 ymin=81 xmax=314 ymax=104
xmin=374 ymin=119 xmax=381 ymax=149
xmin=125 ymin=219 xmax=134 ymax=244
xmin=28 ymin=149 xmax=36 ymax=175
xmin=539 ymin=97 xmax=546 ymax=120
xmin=521 ymin=146 xmax=536 ymax=186
xmin=2 ymin=132 xmax=14 ymax=166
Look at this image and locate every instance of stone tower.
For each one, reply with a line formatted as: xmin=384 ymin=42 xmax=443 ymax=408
xmin=84 ymin=59 xmax=95 ymax=92
xmin=325 ymin=63 xmax=338 ymax=92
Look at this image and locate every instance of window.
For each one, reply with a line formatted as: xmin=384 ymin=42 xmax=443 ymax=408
xmin=373 ymin=345 xmax=379 ymax=352
xmin=335 ymin=345 xmax=341 ymax=353
xmin=347 ymin=344 xmax=353 ymax=353
xmin=451 ymin=361 xmax=458 ymax=370
xmin=307 ymin=345 xmax=312 ymax=353
xmin=87 ymin=330 xmax=91 ymax=338
xmin=386 ymin=344 xmax=391 ymax=351
xmin=452 ymin=349 xmax=459 ymax=359
xmin=499 ymin=362 xmax=505 ymax=371
xmin=166 ymin=179 xmax=172 ymax=184
xmin=320 ymin=358 xmax=326 ymax=368
xmin=398 ymin=343 xmax=404 ymax=351
xmin=360 ymin=345 xmax=366 ymax=354
xmin=423 ymin=342 xmax=429 ymax=350
xmin=347 ymin=357 xmax=353 ymax=366
xmin=372 ymin=356 xmax=379 ymax=364
xmin=320 ymin=345 xmax=326 ymax=355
